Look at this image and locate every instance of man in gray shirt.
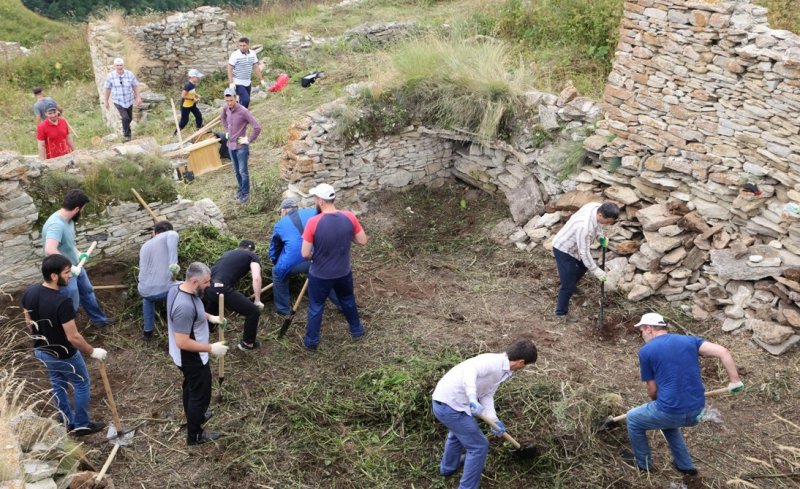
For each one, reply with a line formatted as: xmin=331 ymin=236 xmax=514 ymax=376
xmin=167 ymin=262 xmax=228 ymax=446
xmin=32 ymin=86 xmax=62 ymax=125
xmin=138 ymin=221 xmax=180 ymax=339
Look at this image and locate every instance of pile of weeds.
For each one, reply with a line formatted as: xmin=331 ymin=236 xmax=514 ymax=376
xmin=26 ymin=154 xmax=176 ymax=225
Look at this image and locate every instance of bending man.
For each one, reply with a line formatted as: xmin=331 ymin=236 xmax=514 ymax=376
xmin=138 ymin=220 xmax=179 ymax=339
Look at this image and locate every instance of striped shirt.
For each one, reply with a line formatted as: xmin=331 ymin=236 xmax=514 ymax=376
xmin=103 ymin=70 xmax=139 ymax=108
xmin=228 ymin=50 xmax=258 ymax=86
xmin=552 ymin=202 xmax=602 ymax=272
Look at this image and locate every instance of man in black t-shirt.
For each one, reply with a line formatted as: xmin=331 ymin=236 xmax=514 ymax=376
xmin=22 ymin=255 xmax=108 ymax=436
xmin=204 ymin=240 xmax=264 ymax=351
xmin=167 ymin=262 xmax=229 ymax=446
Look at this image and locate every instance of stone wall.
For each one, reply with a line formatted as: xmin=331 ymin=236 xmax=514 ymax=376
xmin=0 ymin=147 xmax=225 ymax=294
xmin=88 ymin=7 xmax=238 ymax=132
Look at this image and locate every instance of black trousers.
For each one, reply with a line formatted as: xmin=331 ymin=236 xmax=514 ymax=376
xmin=179 ymin=105 xmax=203 ymax=130
xmin=205 ymin=285 xmax=261 ymax=344
xmin=179 ymin=362 xmax=211 ymax=442
xmin=114 ymin=103 xmax=133 ymax=139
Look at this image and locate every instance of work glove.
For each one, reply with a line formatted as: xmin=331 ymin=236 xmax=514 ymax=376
xmin=260 ymin=80 xmax=267 ymax=88
xmin=728 ymin=381 xmax=744 ymax=394
xmin=491 ymin=420 xmax=506 ymax=437
xmin=78 ymin=252 xmax=90 ymax=263
xmin=598 ymin=235 xmax=608 ymax=249
xmin=207 ymin=315 xmax=228 ymax=330
xmin=468 ymin=401 xmax=484 ymax=417
xmin=593 ymin=269 xmax=607 ymax=283
xmin=91 ymin=348 xmax=107 ymax=361
xmin=237 ymin=136 xmax=249 ymax=145
xmin=254 ymin=301 xmax=265 ymax=311
xmin=209 ymin=341 xmax=228 ymax=357
xmin=228 ymin=83 xmax=235 ymax=91
xmin=168 ymin=263 xmax=180 ymax=275
xmin=70 ymin=265 xmax=82 ymax=277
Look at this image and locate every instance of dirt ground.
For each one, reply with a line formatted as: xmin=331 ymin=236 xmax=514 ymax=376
xmin=5 ymin=180 xmax=799 ymax=489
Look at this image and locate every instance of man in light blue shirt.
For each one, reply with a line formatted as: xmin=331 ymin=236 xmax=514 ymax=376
xmin=138 ymin=220 xmax=180 ymax=339
xmin=102 ymin=57 xmax=141 ymax=141
xmin=42 ymin=189 xmax=113 ymax=327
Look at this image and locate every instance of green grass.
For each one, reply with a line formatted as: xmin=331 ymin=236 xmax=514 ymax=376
xmin=0 ymin=0 xmax=68 ymax=46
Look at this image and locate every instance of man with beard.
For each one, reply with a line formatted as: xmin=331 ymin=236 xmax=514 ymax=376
xmin=22 ymin=254 xmax=108 ymax=435
xmin=226 ymin=37 xmax=266 ymax=109
xmin=37 ymin=101 xmax=75 ymax=161
xmin=42 ymin=189 xmax=114 ymax=327
xmin=167 ymin=262 xmax=229 ymax=446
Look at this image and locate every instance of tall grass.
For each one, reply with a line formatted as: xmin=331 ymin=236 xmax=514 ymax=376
xmin=0 ymin=0 xmax=66 ymax=46
xmin=755 ymin=0 xmax=800 ymax=32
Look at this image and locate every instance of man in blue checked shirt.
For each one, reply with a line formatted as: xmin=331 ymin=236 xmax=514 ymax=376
xmin=102 ymin=57 xmax=141 ymax=142
xmin=431 ymin=339 xmax=538 ymax=489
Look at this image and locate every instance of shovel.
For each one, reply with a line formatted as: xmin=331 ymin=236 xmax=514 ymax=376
xmin=216 ymin=293 xmax=225 ymax=403
xmin=477 ymin=414 xmax=540 ymax=460
xmin=597 ymin=237 xmax=607 ymax=332
xmin=600 ymin=386 xmax=730 ymax=430
xmin=97 ymin=361 xmax=137 ymax=446
xmin=277 ymin=278 xmax=308 ymax=339
xmin=131 ymin=187 xmax=160 ymax=222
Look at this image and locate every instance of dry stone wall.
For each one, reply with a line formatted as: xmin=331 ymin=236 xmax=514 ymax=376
xmin=0 ymin=147 xmax=225 ymax=294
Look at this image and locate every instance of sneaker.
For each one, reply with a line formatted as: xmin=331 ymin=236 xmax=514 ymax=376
xmin=237 ymin=339 xmax=261 ymax=351
xmin=187 ymin=430 xmax=222 ymax=446
xmin=352 ymin=329 xmax=369 ymax=342
xmin=71 ymin=421 xmax=106 ymax=437
xmin=672 ymin=462 xmax=698 ymax=476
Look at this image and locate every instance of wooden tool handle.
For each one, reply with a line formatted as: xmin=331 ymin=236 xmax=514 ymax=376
xmin=478 ymin=414 xmax=521 ymax=449
xmin=218 ymin=293 xmax=225 ymax=376
xmin=77 ymin=241 xmax=98 ymax=269
xmin=251 ymin=283 xmax=273 ymax=299
xmin=293 ymin=279 xmax=309 ymax=311
xmin=170 ymin=98 xmax=183 ymax=144
xmin=130 ymin=188 xmax=159 ymax=222
xmin=98 ymin=362 xmax=123 ymax=433
xmin=95 ymin=443 xmax=120 ymax=483
xmin=611 ymin=386 xmax=732 ymax=424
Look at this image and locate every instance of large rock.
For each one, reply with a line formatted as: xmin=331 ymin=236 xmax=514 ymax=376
xmin=781 ymin=307 xmax=800 ymax=328
xmin=604 ymin=185 xmax=639 ymax=205
xmin=750 ymin=319 xmax=795 ymax=345
xmin=552 ymin=191 xmax=600 ymax=212
xmin=505 ymin=176 xmax=545 ymax=225
xmin=711 ymin=245 xmax=791 ymax=280
xmin=628 ymin=284 xmax=653 ymax=301
xmin=637 ymin=204 xmax=681 ymax=231
xmin=643 ymin=230 xmax=684 ymax=253
xmin=753 ymin=335 xmax=800 ymax=356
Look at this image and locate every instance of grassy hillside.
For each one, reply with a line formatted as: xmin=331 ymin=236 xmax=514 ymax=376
xmin=0 ymin=0 xmax=68 ymax=45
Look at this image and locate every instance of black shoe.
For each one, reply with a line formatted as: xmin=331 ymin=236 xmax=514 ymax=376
xmin=202 ymin=410 xmax=214 ymax=425
xmin=620 ymin=449 xmax=650 ymax=472
xmin=143 ymin=330 xmax=154 ymax=340
xmin=72 ymin=421 xmax=106 ymax=437
xmin=237 ymin=339 xmax=260 ymax=351
xmin=91 ymin=319 xmax=116 ymax=328
xmin=187 ymin=430 xmax=222 ymax=446
xmin=672 ymin=462 xmax=698 ymax=476
xmin=303 ymin=341 xmax=318 ymax=353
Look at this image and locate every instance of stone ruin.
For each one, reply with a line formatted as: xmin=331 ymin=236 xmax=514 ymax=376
xmin=0 ymin=144 xmax=225 ymax=293
xmin=281 ymin=0 xmax=800 ymax=355
xmin=87 ymin=7 xmax=239 ymax=135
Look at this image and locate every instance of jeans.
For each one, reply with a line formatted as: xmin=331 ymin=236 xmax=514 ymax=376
xmin=553 ymin=248 xmax=588 ymax=316
xmin=235 ymin=84 xmax=252 ymax=108
xmin=230 ymin=145 xmax=250 ymax=200
xmin=626 ymin=401 xmax=702 ymax=471
xmin=34 ymin=349 xmax=91 ymax=429
xmin=142 ymin=290 xmax=169 ymax=333
xmin=273 ymin=261 xmax=340 ymax=316
xmin=205 ymin=285 xmax=261 ymax=344
xmin=432 ymin=400 xmax=489 ymax=489
xmin=178 ymin=105 xmax=203 ymax=130
xmin=60 ymin=270 xmax=109 ymax=324
xmin=303 ymin=271 xmax=364 ymax=349
xmin=179 ymin=363 xmax=212 ymax=442
xmin=114 ymin=103 xmax=133 ymax=139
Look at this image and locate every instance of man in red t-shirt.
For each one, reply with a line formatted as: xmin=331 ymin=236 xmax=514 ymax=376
xmin=37 ymin=101 xmax=74 ymax=160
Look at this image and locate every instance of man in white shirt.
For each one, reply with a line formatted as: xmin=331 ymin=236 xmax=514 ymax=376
xmin=551 ymin=201 xmax=619 ymax=323
xmin=226 ymin=37 xmax=266 ymax=109
xmin=431 ymin=339 xmax=538 ymax=488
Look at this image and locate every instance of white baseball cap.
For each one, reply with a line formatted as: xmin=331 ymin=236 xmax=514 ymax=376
xmin=113 ymin=57 xmax=124 ymax=66
xmin=187 ymin=69 xmax=204 ymax=78
xmin=634 ymin=313 xmax=667 ymax=328
xmin=309 ymin=183 xmax=335 ymax=200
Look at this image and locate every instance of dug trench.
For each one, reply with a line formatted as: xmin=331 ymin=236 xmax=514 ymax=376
xmin=3 ymin=183 xmax=798 ymax=488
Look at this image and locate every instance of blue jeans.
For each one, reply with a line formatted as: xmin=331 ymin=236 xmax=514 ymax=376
xmin=626 ymin=401 xmax=702 ymax=471
xmin=34 ymin=349 xmax=92 ymax=429
xmin=230 ymin=145 xmax=250 ymax=200
xmin=235 ymin=84 xmax=252 ymax=108
xmin=303 ymin=272 xmax=363 ymax=349
xmin=60 ymin=270 xmax=109 ymax=323
xmin=142 ymin=290 xmax=169 ymax=333
xmin=553 ymin=248 xmax=588 ymax=316
xmin=432 ymin=400 xmax=489 ymax=489
xmin=273 ymin=261 xmax=340 ymax=315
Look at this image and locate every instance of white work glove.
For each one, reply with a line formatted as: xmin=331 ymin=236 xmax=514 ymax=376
xmin=228 ymin=83 xmax=235 ymax=91
xmin=593 ymin=269 xmax=607 ymax=283
xmin=207 ymin=315 xmax=222 ymax=324
xmin=70 ymin=265 xmax=82 ymax=277
xmin=91 ymin=348 xmax=107 ymax=361
xmin=728 ymin=381 xmax=744 ymax=394
xmin=260 ymin=80 xmax=267 ymax=88
xmin=209 ymin=341 xmax=228 ymax=357
xmin=168 ymin=263 xmax=180 ymax=275
xmin=254 ymin=301 xmax=264 ymax=311
xmin=237 ymin=136 xmax=249 ymax=145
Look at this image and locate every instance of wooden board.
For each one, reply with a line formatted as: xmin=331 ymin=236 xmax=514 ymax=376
xmin=187 ymin=138 xmax=223 ymax=177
